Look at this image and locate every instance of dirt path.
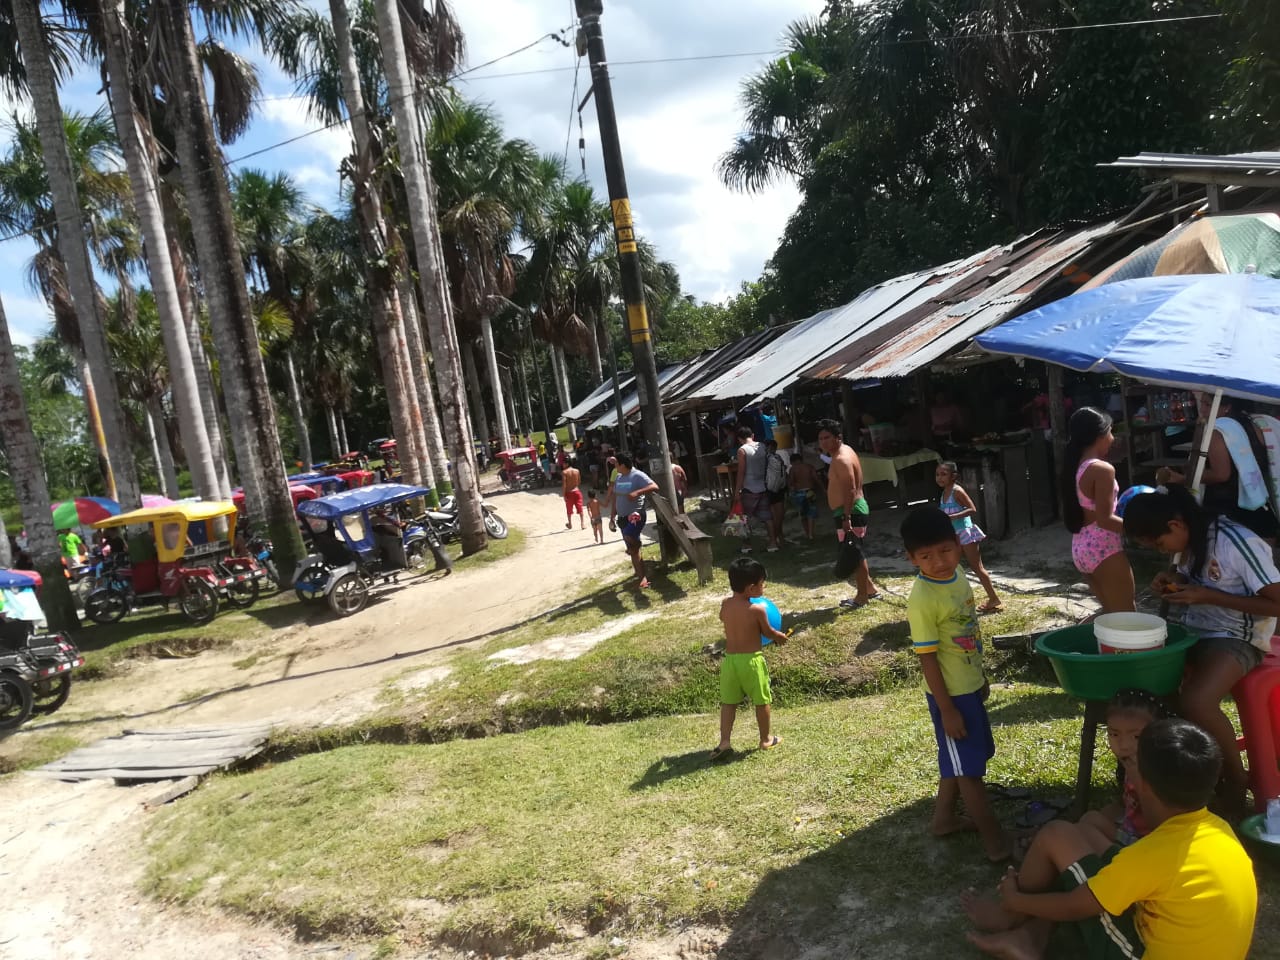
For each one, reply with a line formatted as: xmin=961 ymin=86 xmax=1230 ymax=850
xmin=0 ymin=489 xmax=637 ymax=960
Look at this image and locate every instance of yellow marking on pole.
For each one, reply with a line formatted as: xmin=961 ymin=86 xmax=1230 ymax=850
xmin=618 ymin=241 xmax=638 ymax=254
xmin=611 ymin=198 xmax=633 ymax=228
xmin=627 ymin=302 xmax=650 ymax=343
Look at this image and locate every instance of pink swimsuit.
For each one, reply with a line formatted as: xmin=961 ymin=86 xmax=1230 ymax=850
xmin=1071 ymin=458 xmax=1124 ymax=575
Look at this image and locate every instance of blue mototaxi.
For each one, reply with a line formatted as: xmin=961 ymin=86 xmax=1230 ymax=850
xmin=291 ymin=483 xmax=450 ymax=617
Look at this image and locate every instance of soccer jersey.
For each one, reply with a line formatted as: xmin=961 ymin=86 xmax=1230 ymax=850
xmin=1087 ymin=807 xmax=1257 ymax=960
xmin=1178 ymin=517 xmax=1280 ymax=651
xmin=613 ymin=469 xmax=654 ymax=515
xmin=58 ymin=531 xmax=84 ymax=561
xmin=907 ymin=572 xmax=983 ymax=695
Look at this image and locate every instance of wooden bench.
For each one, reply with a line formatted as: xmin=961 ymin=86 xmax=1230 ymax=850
xmin=649 ymin=494 xmax=714 ymax=585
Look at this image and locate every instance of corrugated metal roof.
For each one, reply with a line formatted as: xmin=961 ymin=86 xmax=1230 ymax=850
xmin=686 ymin=255 xmax=1001 ymax=405
xmin=558 ymin=373 xmax=636 ymax=424
xmin=1106 ymin=151 xmax=1280 ymax=173
xmin=803 ymin=222 xmax=1121 ymax=382
xmin=587 ymin=363 xmax=687 ymax=430
xmin=661 ymin=325 xmax=795 ymax=413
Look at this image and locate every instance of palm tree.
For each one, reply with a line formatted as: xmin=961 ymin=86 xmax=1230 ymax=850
xmin=231 ymin=168 xmax=315 ymax=470
xmin=9 ymin=0 xmax=140 ymax=506
xmin=372 ymin=0 xmax=486 ymax=553
xmin=154 ymin=0 xmax=306 ymax=571
xmin=0 ymin=294 xmax=77 ymax=628
xmin=429 ymin=98 xmax=544 ymax=452
xmin=95 ymin=0 xmax=223 ymax=500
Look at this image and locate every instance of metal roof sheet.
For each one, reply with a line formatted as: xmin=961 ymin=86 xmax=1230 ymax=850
xmin=588 ymin=363 xmax=688 ymax=430
xmin=558 ymin=372 xmax=636 ymax=424
xmin=807 ymin=222 xmax=1120 ymax=382
xmin=1106 ymin=151 xmax=1280 ymax=173
xmin=661 ymin=326 xmax=794 ymax=411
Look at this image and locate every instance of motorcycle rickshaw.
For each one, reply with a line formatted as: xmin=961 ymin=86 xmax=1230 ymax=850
xmin=375 ymin=440 xmax=402 ymax=483
xmin=495 ymin=447 xmax=546 ymax=491
xmin=0 ymin=568 xmax=83 ymax=720
xmin=288 ymin=472 xmax=346 ymax=495
xmin=292 ymin=483 xmax=449 ymax=618
xmin=85 ymin=501 xmax=268 ymax=624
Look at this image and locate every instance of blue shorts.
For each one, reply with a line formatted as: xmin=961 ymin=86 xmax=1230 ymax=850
xmin=621 ymin=510 xmax=647 ymax=541
xmin=926 ymin=690 xmax=995 ymax=779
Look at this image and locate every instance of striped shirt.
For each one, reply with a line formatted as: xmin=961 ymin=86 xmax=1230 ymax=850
xmin=1179 ymin=518 xmax=1280 ymax=652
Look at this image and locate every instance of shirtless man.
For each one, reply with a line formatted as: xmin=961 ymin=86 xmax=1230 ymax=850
xmin=816 ymin=418 xmax=880 ymax=609
xmin=562 ymin=457 xmax=584 ymax=530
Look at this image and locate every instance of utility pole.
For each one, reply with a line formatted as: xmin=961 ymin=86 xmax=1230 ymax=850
xmin=574 ymin=0 xmax=676 ymax=503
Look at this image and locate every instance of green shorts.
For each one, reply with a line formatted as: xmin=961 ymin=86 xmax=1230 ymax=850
xmin=720 ymin=652 xmax=772 ymax=706
xmin=1060 ymin=848 xmax=1144 ymax=959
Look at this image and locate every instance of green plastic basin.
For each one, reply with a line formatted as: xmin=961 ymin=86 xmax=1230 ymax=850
xmin=1239 ymin=814 xmax=1280 ymax=866
xmin=1034 ymin=623 xmax=1196 ymax=701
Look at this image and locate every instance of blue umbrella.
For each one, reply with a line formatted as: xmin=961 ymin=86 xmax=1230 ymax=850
xmin=977 ymin=273 xmax=1280 ymax=488
xmin=977 ymin=273 xmax=1280 ymax=402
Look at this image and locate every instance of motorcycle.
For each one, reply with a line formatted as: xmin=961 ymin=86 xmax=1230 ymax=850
xmin=417 ymin=496 xmax=508 ymax=543
xmin=0 ymin=619 xmax=82 ymax=716
xmin=0 ymin=569 xmax=75 ymax=725
xmin=0 ymin=646 xmax=36 ymax=731
xmin=245 ymin=531 xmax=279 ymax=588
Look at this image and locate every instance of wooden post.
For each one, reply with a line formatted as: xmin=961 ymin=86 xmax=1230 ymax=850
xmin=1048 ymin=365 xmax=1068 ymax=512
xmin=689 ymin=411 xmax=704 ymax=487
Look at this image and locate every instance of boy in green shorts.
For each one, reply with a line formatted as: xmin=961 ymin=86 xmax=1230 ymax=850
xmin=709 ymin=557 xmax=789 ymax=761
xmin=964 ymin=718 xmax=1257 ymax=960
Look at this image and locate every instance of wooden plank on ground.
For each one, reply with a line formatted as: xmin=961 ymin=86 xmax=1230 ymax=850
xmin=31 ymin=725 xmax=270 ymax=782
xmin=144 ymin=776 xmax=201 ymax=809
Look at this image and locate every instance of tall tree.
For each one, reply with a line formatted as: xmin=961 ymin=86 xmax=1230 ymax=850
xmin=98 ymin=0 xmax=222 ymax=500
xmin=157 ymin=0 xmax=305 ymax=571
xmin=10 ymin=0 xmax=140 ymax=506
xmin=372 ymin=0 xmax=486 ymax=553
xmin=0 ymin=296 xmax=77 ymax=628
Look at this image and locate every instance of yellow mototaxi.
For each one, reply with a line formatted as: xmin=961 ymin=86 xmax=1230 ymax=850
xmin=85 ymin=501 xmax=266 ymax=624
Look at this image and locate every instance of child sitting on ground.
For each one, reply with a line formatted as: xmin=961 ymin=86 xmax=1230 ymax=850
xmin=901 ymin=506 xmax=1008 ymax=861
xmin=963 ymin=718 xmax=1257 ymax=960
xmin=1076 ymin=689 xmax=1165 ymax=851
xmin=586 ymin=490 xmax=603 ymax=544
xmin=709 ymin=557 xmax=788 ymax=761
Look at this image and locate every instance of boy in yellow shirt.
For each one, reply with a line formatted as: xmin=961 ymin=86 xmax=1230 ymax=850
xmin=964 ymin=717 xmax=1257 ymax=960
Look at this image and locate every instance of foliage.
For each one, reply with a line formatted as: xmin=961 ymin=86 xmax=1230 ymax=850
xmin=1220 ymin=0 xmax=1280 ymax=146
xmin=653 ymin=282 xmax=771 ymax=364
xmin=724 ymin=0 xmax=1244 ymax=322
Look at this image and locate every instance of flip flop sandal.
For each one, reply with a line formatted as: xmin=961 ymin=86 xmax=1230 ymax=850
xmin=1015 ymin=800 xmax=1067 ymax=830
xmin=988 ymin=782 xmax=1032 ymax=800
xmin=759 ymin=735 xmax=782 ymax=750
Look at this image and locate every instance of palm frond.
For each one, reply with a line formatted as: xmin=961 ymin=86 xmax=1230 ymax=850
xmin=199 ymin=39 xmax=261 ymax=143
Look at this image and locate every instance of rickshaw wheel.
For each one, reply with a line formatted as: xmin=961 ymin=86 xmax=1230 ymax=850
xmin=328 ymin=572 xmax=369 ymax=617
xmin=294 ymin=566 xmax=328 ymax=603
xmin=225 ymin=577 xmax=261 ymax=609
xmin=0 ymin=673 xmax=33 ymax=731
xmin=405 ymin=540 xmax=428 ymax=571
xmin=31 ymin=675 xmax=71 ymax=715
xmin=85 ymin=589 xmax=129 ymax=624
xmin=179 ymin=579 xmax=219 ymax=623
xmin=483 ymin=510 xmax=509 ymax=539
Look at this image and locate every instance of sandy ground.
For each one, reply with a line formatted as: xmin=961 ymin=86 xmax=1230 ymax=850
xmin=0 ymin=488 xmax=644 ymax=960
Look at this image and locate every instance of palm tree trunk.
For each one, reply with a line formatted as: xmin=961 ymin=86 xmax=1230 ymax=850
xmin=13 ymin=0 xmax=139 ymax=508
xmin=462 ymin=342 xmax=490 ymax=443
xmin=337 ymin=412 xmax=349 ymax=454
xmin=588 ymin=324 xmax=605 ymax=387
xmin=163 ymin=192 xmax=232 ymax=497
xmin=160 ymin=0 xmax=304 ymax=574
xmin=146 ymin=397 xmax=181 ymax=498
xmin=283 ymin=348 xmax=313 ymax=471
xmin=325 ymin=404 xmax=340 ymax=458
xmin=0 ymin=511 xmax=9 ymax=568
xmin=99 ymin=0 xmax=221 ymax=502
xmin=327 ymin=0 xmax=425 ymax=492
xmin=480 ymin=315 xmax=513 ymax=450
xmin=387 ymin=227 xmax=441 ymax=496
xmin=0 ymin=296 xmax=77 ymax=627
xmin=372 ymin=0 xmax=485 ymax=555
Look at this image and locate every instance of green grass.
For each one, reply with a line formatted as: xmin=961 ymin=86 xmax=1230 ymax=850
xmin=147 ymin=684 xmax=1261 ymax=957
xmin=0 ymin=731 xmax=82 ymax=774
xmin=376 ymin=528 xmax=1060 ymax=741
xmin=449 ymin=527 xmax=526 ymax=567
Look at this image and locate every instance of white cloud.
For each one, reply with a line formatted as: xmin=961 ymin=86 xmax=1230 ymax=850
xmin=453 ymin=0 xmax=824 ymax=302
xmin=3 ymin=292 xmax=54 ymax=347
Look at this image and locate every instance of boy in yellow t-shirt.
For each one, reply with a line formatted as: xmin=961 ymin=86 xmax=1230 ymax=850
xmin=964 ymin=717 xmax=1257 ymax=960
xmin=901 ymin=507 xmax=1008 ymax=862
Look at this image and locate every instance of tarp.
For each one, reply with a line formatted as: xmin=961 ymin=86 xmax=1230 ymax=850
xmin=975 ymin=273 xmax=1280 ymax=402
xmin=297 ymin=483 xmax=433 ymax=519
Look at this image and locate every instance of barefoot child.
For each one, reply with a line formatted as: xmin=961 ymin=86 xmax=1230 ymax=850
xmin=1124 ymin=484 xmax=1280 ymax=814
xmin=586 ymin=490 xmax=603 ymax=544
xmin=709 ymin=557 xmax=788 ymax=761
xmin=562 ymin=457 xmax=584 ymax=530
xmin=787 ymin=455 xmax=822 ymax=541
xmin=963 ymin=718 xmax=1257 ymax=960
xmin=901 ymin=506 xmax=1008 ymax=861
xmin=936 ymin=461 xmax=1001 ymax=612
xmin=1076 ymin=689 xmax=1165 ymax=850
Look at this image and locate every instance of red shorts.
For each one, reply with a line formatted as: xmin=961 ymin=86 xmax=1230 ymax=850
xmin=564 ymin=489 xmax=584 ymax=514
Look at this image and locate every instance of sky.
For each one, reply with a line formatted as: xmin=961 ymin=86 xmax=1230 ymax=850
xmin=0 ymin=0 xmax=824 ymax=346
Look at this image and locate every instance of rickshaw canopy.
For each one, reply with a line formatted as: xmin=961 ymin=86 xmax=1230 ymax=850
xmin=297 ymin=483 xmax=431 ymax=520
xmin=496 ymin=447 xmax=538 ymax=461
xmin=0 ymin=568 xmax=39 ymax=590
xmin=91 ymin=500 xmax=240 ymax=563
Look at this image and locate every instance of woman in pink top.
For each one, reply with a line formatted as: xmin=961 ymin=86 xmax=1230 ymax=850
xmin=1062 ymin=407 xmax=1134 ymax=613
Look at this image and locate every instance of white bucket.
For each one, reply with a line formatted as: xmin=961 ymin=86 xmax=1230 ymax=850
xmin=1094 ymin=613 xmax=1167 ymax=655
